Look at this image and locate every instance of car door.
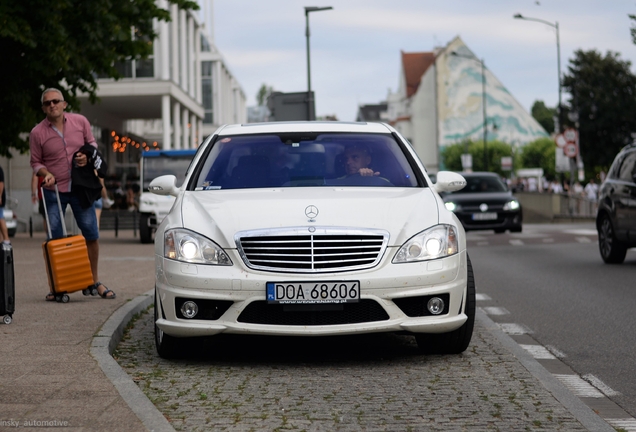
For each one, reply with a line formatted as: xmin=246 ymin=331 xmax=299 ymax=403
xmin=614 ymin=150 xmax=636 ymax=240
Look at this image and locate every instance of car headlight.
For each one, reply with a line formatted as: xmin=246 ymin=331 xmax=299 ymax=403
xmin=445 ymin=201 xmax=460 ymax=212
xmin=393 ymin=224 xmax=459 ymax=263
xmin=164 ymin=229 xmax=232 ymax=265
xmin=503 ymin=199 xmax=520 ymax=211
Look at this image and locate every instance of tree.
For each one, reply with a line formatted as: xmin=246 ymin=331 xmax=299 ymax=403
xmin=561 ymin=49 xmax=636 ymax=174
xmin=0 ymin=0 xmax=198 ymax=157
xmin=531 ymin=100 xmax=556 ymax=134
xmin=256 ymin=84 xmax=274 ymax=106
xmin=441 ymin=140 xmax=513 ymax=176
xmin=519 ymin=138 xmax=556 ymax=180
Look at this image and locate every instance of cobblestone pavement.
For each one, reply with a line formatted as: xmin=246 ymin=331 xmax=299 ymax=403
xmin=115 ymin=308 xmax=591 ymax=431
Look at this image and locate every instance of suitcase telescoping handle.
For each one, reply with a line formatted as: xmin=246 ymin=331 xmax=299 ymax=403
xmin=41 ymin=184 xmax=68 ymax=239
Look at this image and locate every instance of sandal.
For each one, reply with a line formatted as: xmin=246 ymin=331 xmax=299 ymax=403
xmin=95 ymin=282 xmax=116 ymax=299
xmin=45 ymin=292 xmax=55 ymax=302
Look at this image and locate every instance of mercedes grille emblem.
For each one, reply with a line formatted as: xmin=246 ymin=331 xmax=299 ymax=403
xmin=479 ymin=203 xmax=489 ymax=212
xmin=305 ymin=205 xmax=319 ymax=220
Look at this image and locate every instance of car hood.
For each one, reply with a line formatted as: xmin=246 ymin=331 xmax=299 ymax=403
xmin=178 ymin=188 xmax=442 ymax=248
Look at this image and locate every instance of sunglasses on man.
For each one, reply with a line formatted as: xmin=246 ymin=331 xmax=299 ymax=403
xmin=42 ymin=99 xmax=64 ymax=107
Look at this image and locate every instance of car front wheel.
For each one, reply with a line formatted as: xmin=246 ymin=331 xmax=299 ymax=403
xmin=415 ymin=254 xmax=476 ymax=354
xmin=154 ymin=292 xmax=181 ymax=359
xmin=598 ymin=214 xmax=627 ymax=264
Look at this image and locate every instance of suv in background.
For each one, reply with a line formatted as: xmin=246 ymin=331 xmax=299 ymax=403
xmin=596 ymin=143 xmax=636 ymax=263
xmin=138 ymin=149 xmax=197 ymax=243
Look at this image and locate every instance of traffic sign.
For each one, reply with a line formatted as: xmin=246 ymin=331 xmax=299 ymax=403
xmin=555 ymin=133 xmax=567 ymax=148
xmin=564 ymin=142 xmax=578 ymax=158
xmin=564 ymin=128 xmax=578 ymax=143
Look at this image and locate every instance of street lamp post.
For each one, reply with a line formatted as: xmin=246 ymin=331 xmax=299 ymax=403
xmin=305 ymin=6 xmax=333 ymax=121
xmin=514 ymin=13 xmax=575 ymax=195
xmin=451 ymin=51 xmax=488 ymax=171
xmin=513 ymin=14 xmax=561 ymax=132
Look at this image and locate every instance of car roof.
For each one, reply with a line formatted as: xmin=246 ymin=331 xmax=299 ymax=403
xmin=214 ymin=121 xmax=395 ymax=136
xmin=142 ymin=149 xmax=197 ymax=157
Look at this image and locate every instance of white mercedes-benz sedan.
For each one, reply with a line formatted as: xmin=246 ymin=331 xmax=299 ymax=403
xmin=150 ymin=121 xmax=472 ymax=358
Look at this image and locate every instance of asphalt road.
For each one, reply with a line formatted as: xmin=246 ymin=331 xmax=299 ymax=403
xmin=467 ymin=223 xmax=636 ymax=419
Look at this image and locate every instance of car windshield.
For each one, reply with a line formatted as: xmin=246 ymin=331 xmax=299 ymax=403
xmin=452 ymin=175 xmax=507 ymax=193
xmin=192 ymin=132 xmax=420 ymax=190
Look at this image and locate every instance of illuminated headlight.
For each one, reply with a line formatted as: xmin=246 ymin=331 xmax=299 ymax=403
xmin=164 ymin=229 xmax=232 ymax=265
xmin=393 ymin=225 xmax=459 ymax=263
xmin=445 ymin=201 xmax=460 ymax=212
xmin=503 ymin=199 xmax=520 ymax=211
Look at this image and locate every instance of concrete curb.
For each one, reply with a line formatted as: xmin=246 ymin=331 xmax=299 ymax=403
xmin=476 ymin=309 xmax=615 ymax=432
xmin=90 ymin=289 xmax=176 ymax=432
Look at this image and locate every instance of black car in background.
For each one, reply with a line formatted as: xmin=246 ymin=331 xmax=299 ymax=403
xmin=596 ymin=143 xmax=636 ymax=263
xmin=441 ymin=172 xmax=522 ymax=233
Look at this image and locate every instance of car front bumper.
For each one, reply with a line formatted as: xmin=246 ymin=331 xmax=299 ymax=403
xmin=154 ymin=249 xmax=469 ymax=338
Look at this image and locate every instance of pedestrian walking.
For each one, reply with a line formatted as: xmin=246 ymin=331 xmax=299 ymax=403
xmin=29 ymin=87 xmax=115 ymax=301
xmin=585 ymin=179 xmax=599 ymax=202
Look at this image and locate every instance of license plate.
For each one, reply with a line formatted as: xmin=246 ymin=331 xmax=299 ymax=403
xmin=472 ymin=212 xmax=497 ymax=221
xmin=266 ymin=281 xmax=360 ymax=304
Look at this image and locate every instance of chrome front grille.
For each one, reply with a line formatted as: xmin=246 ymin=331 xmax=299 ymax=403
xmin=236 ymin=228 xmax=389 ymax=273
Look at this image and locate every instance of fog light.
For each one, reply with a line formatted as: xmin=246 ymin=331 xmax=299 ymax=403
xmin=180 ymin=301 xmax=199 ymax=319
xmin=427 ymin=297 xmax=445 ymax=315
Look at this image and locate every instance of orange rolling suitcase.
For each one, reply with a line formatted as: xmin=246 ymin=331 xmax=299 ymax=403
xmin=42 ymin=185 xmax=95 ymax=303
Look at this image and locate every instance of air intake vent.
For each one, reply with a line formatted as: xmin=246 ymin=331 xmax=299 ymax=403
xmin=236 ymin=227 xmax=389 ymax=273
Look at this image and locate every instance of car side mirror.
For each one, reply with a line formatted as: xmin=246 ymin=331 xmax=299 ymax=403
xmin=434 ymin=171 xmax=467 ymax=193
xmin=149 ymin=175 xmax=179 ymax=197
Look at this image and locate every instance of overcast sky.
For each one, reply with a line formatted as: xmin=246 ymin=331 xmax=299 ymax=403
xmin=210 ymin=0 xmax=636 ymax=122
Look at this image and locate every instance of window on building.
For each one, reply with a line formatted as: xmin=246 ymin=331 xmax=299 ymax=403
xmin=102 ymin=27 xmax=154 ymax=79
xmin=202 ymin=61 xmax=213 ymax=124
xmin=201 ymin=34 xmax=211 ymax=52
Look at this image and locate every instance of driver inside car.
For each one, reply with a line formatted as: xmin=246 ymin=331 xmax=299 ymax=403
xmin=343 ymin=145 xmax=380 ymax=177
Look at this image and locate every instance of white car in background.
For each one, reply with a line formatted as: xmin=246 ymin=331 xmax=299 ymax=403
xmin=150 ymin=121 xmax=472 ymax=358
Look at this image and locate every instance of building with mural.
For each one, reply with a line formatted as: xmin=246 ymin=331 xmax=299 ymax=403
xmin=387 ymin=36 xmax=548 ymax=173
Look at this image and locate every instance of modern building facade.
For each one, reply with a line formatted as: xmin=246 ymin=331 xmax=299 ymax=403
xmin=387 ymin=36 xmax=548 ymax=173
xmin=2 ymin=0 xmax=246 ymax=233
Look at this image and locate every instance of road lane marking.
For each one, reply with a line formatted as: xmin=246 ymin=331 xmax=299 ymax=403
xmin=575 ymin=237 xmax=592 ymax=243
xmin=607 ymin=419 xmax=636 ymax=432
xmin=509 ymin=239 xmax=524 ymax=246
xmin=520 ymin=344 xmax=557 ymax=359
xmin=583 ymin=374 xmax=620 ymax=397
xmin=545 ymin=345 xmax=566 ymax=358
xmin=475 ymin=293 xmax=491 ymax=301
xmin=498 ymin=323 xmax=532 ymax=335
xmin=482 ymin=307 xmax=510 ymax=315
xmin=554 ymin=374 xmax=604 ymax=398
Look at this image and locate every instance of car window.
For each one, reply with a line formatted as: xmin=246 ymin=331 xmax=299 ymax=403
xmin=192 ymin=133 xmax=420 ymax=190
xmin=449 ymin=175 xmax=507 ymax=193
xmin=617 ymin=151 xmax=636 ymax=183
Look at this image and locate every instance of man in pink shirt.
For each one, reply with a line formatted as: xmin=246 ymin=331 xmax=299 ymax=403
xmin=30 ymin=88 xmax=115 ymax=301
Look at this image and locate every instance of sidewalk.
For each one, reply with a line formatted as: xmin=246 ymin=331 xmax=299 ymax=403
xmin=0 ymin=230 xmax=154 ymax=431
xmin=0 ymin=230 xmax=615 ymax=431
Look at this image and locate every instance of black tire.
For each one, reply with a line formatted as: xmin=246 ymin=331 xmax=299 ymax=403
xmin=139 ymin=213 xmax=153 ymax=244
xmin=494 ymin=228 xmax=505 ymax=234
xmin=598 ymin=214 xmax=627 ymax=264
xmin=8 ymin=228 xmax=16 ymax=238
xmin=510 ymin=225 xmax=522 ymax=233
xmin=416 ymin=254 xmax=476 ymax=355
xmin=154 ymin=292 xmax=181 ymax=359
